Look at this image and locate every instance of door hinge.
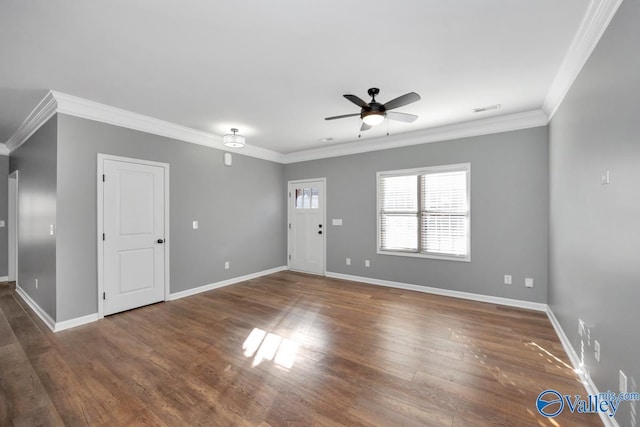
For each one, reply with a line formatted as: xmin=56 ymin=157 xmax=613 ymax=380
xmin=288 ymin=192 xmax=291 ymax=198
xmin=102 ymin=233 xmax=105 ymax=241
xmin=288 ymin=223 xmax=291 ymax=230
xmin=103 ymin=292 xmax=106 ymax=300
xmin=102 ymin=174 xmax=105 ymax=182
xmin=288 ymin=254 xmax=291 ymax=261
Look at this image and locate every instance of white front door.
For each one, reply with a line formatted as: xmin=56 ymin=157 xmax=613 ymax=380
xmin=101 ymin=157 xmax=167 ymax=316
xmin=288 ymin=179 xmax=325 ymax=275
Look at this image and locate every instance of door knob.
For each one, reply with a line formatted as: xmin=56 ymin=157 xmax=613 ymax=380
xmin=157 ymin=239 xmax=165 ymax=244
xmin=318 ymin=231 xmax=322 ymax=235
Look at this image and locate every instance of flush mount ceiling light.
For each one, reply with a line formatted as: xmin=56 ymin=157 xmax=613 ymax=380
xmin=223 ymin=128 xmax=245 ymax=148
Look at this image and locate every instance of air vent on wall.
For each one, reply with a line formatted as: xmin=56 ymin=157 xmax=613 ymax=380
xmin=473 ymin=104 xmax=501 ymax=113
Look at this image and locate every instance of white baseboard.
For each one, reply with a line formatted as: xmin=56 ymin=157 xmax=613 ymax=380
xmin=15 ymin=285 xmax=56 ymax=332
xmin=0 ymin=276 xmax=9 ymax=282
xmin=55 ymin=313 xmax=100 ymax=332
xmin=546 ymin=306 xmax=619 ymax=427
xmin=167 ymin=265 xmax=287 ymax=301
xmin=14 ymin=266 xmax=286 ymax=333
xmin=325 ymin=272 xmax=547 ymax=312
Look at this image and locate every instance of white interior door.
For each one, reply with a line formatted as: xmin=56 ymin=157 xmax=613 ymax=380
xmin=102 ymin=158 xmax=167 ymax=316
xmin=288 ymin=179 xmax=325 ymax=275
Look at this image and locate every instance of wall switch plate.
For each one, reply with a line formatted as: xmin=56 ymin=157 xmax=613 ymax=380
xmin=332 ymin=219 xmax=343 ymax=226
xmin=49 ymin=224 xmax=55 ymax=235
xmin=0 ymin=220 xmax=5 ymax=227
xmin=365 ymin=259 xmax=370 ymax=267
xmin=601 ymin=170 xmax=610 ymax=185
xmin=35 ymin=278 xmax=38 ymax=289
xmin=224 ymin=261 xmax=230 ymax=270
xmin=346 ymin=258 xmax=351 ymax=265
xmin=504 ymin=275 xmax=512 ymax=285
xmin=620 ymin=370 xmax=628 ymax=393
xmin=594 ymin=340 xmax=600 ymax=362
xmin=525 ymin=278 xmax=534 ymax=288
xmin=223 ymin=152 xmax=232 ymax=166
xmin=192 ymin=220 xmax=198 ymax=229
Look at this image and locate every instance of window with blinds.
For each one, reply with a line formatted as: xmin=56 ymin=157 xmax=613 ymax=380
xmin=377 ymin=163 xmax=470 ymax=261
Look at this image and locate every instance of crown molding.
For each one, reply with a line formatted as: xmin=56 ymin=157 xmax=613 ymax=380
xmin=5 ymin=91 xmax=57 ymax=153
xmin=51 ymin=91 xmax=284 ymax=163
xmin=1 ymin=94 xmax=547 ymax=164
xmin=4 ymin=90 xmax=283 ymax=162
xmin=281 ymin=109 xmax=548 ymax=164
xmin=542 ymin=0 xmax=623 ymax=119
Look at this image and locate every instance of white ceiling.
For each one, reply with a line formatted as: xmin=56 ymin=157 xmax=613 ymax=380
xmin=0 ymin=1 xmax=605 ymax=155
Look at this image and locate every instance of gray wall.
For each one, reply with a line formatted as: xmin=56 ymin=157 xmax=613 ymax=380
xmin=9 ymin=115 xmax=58 ymax=320
xmin=285 ymin=127 xmax=548 ymax=303
xmin=0 ymin=155 xmax=8 ymax=277
xmin=549 ymin=1 xmax=640 ymax=425
xmin=56 ymin=114 xmax=286 ymax=322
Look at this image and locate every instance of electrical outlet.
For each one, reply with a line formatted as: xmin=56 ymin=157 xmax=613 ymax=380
xmin=594 ymin=340 xmax=600 ymax=362
xmin=224 ymin=261 xmax=230 ymax=270
xmin=346 ymin=258 xmax=351 ymax=265
xmin=192 ymin=220 xmax=198 ymax=229
xmin=365 ymin=259 xmax=370 ymax=267
xmin=620 ymin=370 xmax=628 ymax=393
xmin=525 ymin=278 xmax=534 ymax=288
xmin=601 ymin=170 xmax=611 ymax=185
xmin=504 ymin=275 xmax=512 ymax=285
xmin=578 ymin=319 xmax=584 ymax=336
xmin=35 ymin=278 xmax=38 ymax=289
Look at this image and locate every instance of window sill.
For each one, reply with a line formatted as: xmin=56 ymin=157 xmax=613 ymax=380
xmin=377 ymin=249 xmax=471 ymax=262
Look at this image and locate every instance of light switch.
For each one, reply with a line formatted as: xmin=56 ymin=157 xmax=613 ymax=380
xmin=0 ymin=220 xmax=5 ymax=227
xmin=49 ymin=224 xmax=55 ymax=235
xmin=332 ymin=219 xmax=343 ymax=226
xmin=192 ymin=221 xmax=198 ymax=229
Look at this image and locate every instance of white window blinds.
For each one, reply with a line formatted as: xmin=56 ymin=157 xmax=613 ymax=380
xmin=421 ymin=171 xmax=468 ymax=256
xmin=379 ymin=175 xmax=418 ymax=251
xmin=378 ymin=164 xmax=470 ymax=261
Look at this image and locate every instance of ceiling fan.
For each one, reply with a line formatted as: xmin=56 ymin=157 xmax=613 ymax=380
xmin=325 ymin=88 xmax=421 ymax=131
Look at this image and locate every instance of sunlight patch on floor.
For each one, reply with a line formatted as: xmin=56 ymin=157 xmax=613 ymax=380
xmin=527 ymin=341 xmax=573 ymax=371
xmin=242 ymin=327 xmax=299 ymax=369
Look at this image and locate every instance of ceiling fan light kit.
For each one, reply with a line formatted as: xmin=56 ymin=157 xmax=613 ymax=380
xmin=362 ymin=110 xmax=385 ymax=126
xmin=222 ymin=128 xmax=246 ymax=148
xmin=325 ymin=87 xmax=420 ymax=132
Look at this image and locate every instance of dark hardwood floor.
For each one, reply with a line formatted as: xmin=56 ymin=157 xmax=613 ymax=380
xmin=0 ymin=272 xmax=601 ymax=426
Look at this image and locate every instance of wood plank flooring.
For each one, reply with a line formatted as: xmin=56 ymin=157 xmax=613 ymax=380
xmin=0 ymin=272 xmax=602 ymax=426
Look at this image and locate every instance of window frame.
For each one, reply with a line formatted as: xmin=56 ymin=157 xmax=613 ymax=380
xmin=376 ymin=163 xmax=471 ymax=262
